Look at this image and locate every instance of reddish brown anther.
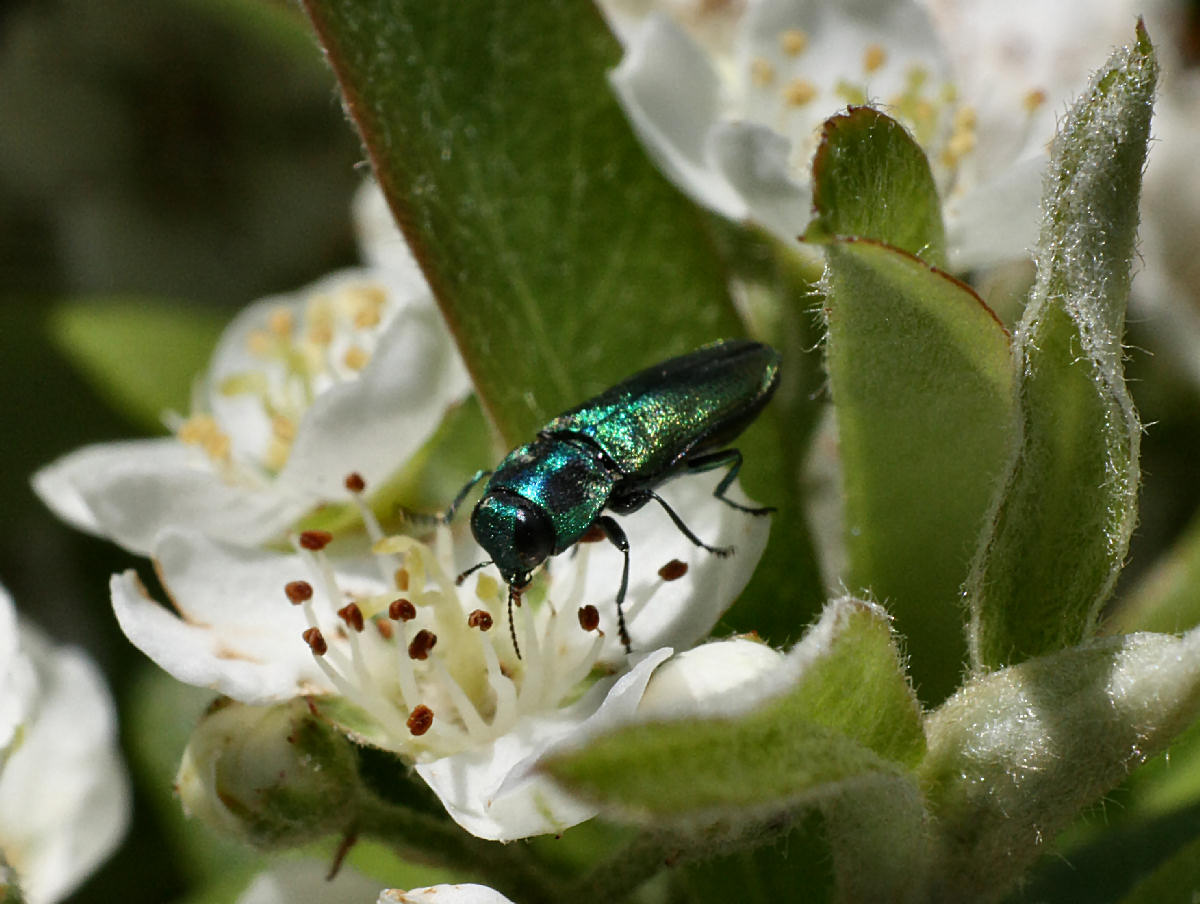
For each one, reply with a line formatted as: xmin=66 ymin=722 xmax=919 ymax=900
xmin=579 ymin=524 xmax=606 ymax=544
xmin=467 ymin=609 xmax=494 ymax=631
xmin=344 ymin=472 xmax=366 ymax=493
xmin=408 ymin=629 xmax=438 ymax=660
xmin=376 ymin=619 xmax=394 ymax=640
xmin=406 ymin=704 xmax=434 ymax=736
xmin=389 ymin=598 xmax=417 ymax=621
xmin=299 ymin=530 xmax=334 ymax=551
xmin=285 ymin=580 xmax=314 ymax=604
xmin=394 ymin=568 xmax=410 ymax=591
xmin=302 ymin=627 xmax=328 ymax=655
xmin=658 ymin=559 xmax=689 ymax=582
xmin=578 ymin=605 xmax=600 ymax=632
xmin=337 ymin=603 xmax=365 ymax=633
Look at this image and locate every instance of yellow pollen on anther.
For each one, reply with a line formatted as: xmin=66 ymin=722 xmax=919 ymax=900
xmin=783 ymin=78 xmax=817 ymax=107
xmin=863 ymin=44 xmax=886 ymax=74
xmin=475 ymin=574 xmax=500 ymax=600
xmin=343 ymin=345 xmax=370 ymax=371
xmin=348 ymin=284 xmax=387 ymax=328
xmin=953 ymin=106 xmax=977 ymax=132
xmin=750 ymin=57 xmax=775 ymax=87
xmin=942 ymin=129 xmax=977 ymax=167
xmin=780 ymin=28 xmax=808 ymax=56
xmin=271 ymin=415 xmax=297 ymax=443
xmin=177 ymin=415 xmax=232 ymax=463
xmin=1023 ymin=88 xmax=1047 ymax=113
xmin=247 ymin=329 xmax=274 ymax=358
xmin=267 ymin=307 xmax=294 ymax=337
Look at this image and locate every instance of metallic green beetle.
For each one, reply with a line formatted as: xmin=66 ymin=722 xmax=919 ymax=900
xmin=450 ymin=339 xmax=780 ymax=656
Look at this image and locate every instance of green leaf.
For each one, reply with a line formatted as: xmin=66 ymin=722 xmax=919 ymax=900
xmin=302 ymin=0 xmax=745 ymax=445
xmin=966 ymin=27 xmax=1158 ymax=669
xmin=1117 ymin=831 xmax=1200 ymax=904
xmin=807 ymin=107 xmax=946 ymax=267
xmin=542 ymin=598 xmax=923 ymax=826
xmin=49 ymin=297 xmax=226 ymax=433
xmin=1109 ymin=509 xmax=1200 ymax=635
xmin=820 ymin=238 xmax=1014 ymax=702
xmin=919 ymin=626 xmax=1200 ymax=902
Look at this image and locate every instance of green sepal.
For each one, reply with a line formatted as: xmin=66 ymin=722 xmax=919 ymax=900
xmin=919 ymin=626 xmax=1200 ymax=902
xmin=966 ymin=26 xmax=1158 ymax=669
xmin=48 ymin=297 xmax=226 ymax=433
xmin=301 ymin=0 xmax=745 ymax=446
xmin=542 ymin=598 xmax=923 ymax=827
xmin=820 ymin=238 xmax=1014 ymax=702
xmin=806 ymin=106 xmax=946 ymax=267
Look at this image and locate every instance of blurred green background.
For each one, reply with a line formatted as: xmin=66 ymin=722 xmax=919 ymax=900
xmin=5 ymin=0 xmax=1200 ymax=901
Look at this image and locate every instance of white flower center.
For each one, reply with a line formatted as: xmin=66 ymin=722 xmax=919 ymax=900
xmin=284 ymin=478 xmax=611 ymax=760
xmin=172 ymin=280 xmax=393 ymax=482
xmin=736 ymin=24 xmax=1048 ymax=202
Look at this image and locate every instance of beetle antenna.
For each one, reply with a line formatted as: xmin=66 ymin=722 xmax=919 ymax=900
xmin=455 ymin=559 xmax=493 ymax=586
xmin=508 ymin=584 xmax=522 ymax=660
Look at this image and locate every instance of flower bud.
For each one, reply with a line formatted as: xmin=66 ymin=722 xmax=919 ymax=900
xmin=176 ymin=697 xmax=358 ymax=849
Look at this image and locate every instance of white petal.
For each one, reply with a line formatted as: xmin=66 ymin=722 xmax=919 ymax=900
xmin=35 ymin=439 xmax=310 ymax=554
xmin=570 ymin=470 xmax=770 ymax=660
xmin=0 ymin=586 xmax=29 ymax=751
xmin=707 ymin=120 xmax=811 ymax=241
xmin=381 ymin=885 xmax=516 ymax=904
xmin=236 ymin=861 xmax=384 ymax=904
xmin=279 ymin=298 xmax=470 ymax=498
xmin=0 ymin=626 xmax=129 ymax=904
xmin=945 ymin=153 xmax=1045 ymax=270
xmin=610 ymin=15 xmax=750 ymax=220
xmin=637 ymin=636 xmax=786 ymax=719
xmin=352 ymin=181 xmax=428 ymax=287
xmin=111 ymin=531 xmax=334 ymax=704
xmin=416 ymin=649 xmax=671 ymax=840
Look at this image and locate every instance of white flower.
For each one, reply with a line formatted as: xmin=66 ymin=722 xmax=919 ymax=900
xmin=35 ymin=260 xmax=469 ymax=555
xmin=234 ymin=860 xmax=386 ymax=904
xmin=609 ymin=0 xmax=1133 ymax=269
xmin=380 ymin=884 xmax=515 ymax=904
xmin=0 ymin=586 xmax=130 ymax=904
xmin=111 ymin=470 xmax=769 ymax=840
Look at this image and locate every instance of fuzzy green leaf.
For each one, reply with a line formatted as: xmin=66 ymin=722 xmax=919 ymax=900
xmin=49 ymin=297 xmax=225 ymax=433
xmin=302 ymin=0 xmax=744 ymax=445
xmin=542 ymin=598 xmax=923 ymax=825
xmin=820 ymin=238 xmax=1014 ymax=702
xmin=807 ymin=107 xmax=946 ymax=267
xmin=920 ymin=626 xmax=1200 ymax=902
xmin=967 ymin=27 xmax=1157 ymax=669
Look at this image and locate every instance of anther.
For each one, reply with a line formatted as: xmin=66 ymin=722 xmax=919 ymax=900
xmin=376 ymin=619 xmax=394 ymax=640
xmin=784 ymin=78 xmax=817 ymax=107
xmin=467 ymin=609 xmax=494 ymax=631
xmin=389 ymin=598 xmax=417 ymax=621
xmin=337 ymin=603 xmax=365 ymax=633
xmin=407 ymin=704 xmax=434 ymax=736
xmin=344 ymin=472 xmax=366 ymax=493
xmin=408 ymin=629 xmax=438 ymax=660
xmin=579 ymin=524 xmax=606 ymax=544
xmin=299 ymin=530 xmax=334 ymax=551
xmin=395 ymin=568 xmax=410 ymax=591
xmin=578 ymin=605 xmax=600 ymax=632
xmin=750 ymin=57 xmax=775 ymax=87
xmin=658 ymin=559 xmax=689 ymax=582
xmin=780 ymin=28 xmax=808 ymax=56
xmin=302 ymin=627 xmax=328 ymax=655
xmin=285 ymin=580 xmax=314 ymax=604
xmin=863 ymin=44 xmax=886 ymax=74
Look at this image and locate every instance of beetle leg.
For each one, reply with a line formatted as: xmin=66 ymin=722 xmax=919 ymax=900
xmin=594 ymin=515 xmax=632 ymax=653
xmin=648 ymin=490 xmax=734 ymax=558
xmin=684 ymin=448 xmax=776 ymax=515
xmin=443 ymin=469 xmax=493 ymax=524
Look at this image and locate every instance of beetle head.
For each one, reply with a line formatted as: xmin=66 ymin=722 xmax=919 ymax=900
xmin=470 ymin=490 xmax=555 ymax=588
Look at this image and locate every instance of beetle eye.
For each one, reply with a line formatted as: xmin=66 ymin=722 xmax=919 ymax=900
xmin=512 ymin=504 xmax=554 ymax=569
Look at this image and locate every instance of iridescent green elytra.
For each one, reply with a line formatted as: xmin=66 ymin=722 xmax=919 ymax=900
xmin=450 ymin=339 xmax=780 ymax=656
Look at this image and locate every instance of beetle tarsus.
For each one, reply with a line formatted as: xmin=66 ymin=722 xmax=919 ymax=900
xmin=595 ymin=516 xmax=632 ymax=653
